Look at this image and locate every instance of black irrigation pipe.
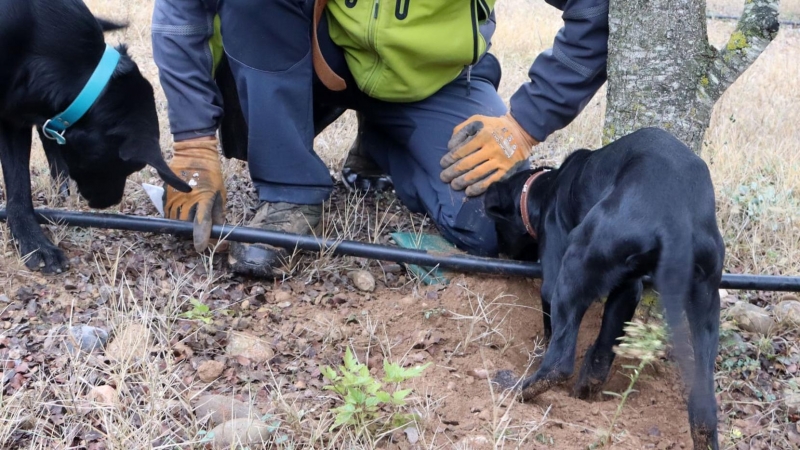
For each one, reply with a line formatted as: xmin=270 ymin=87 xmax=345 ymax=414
xmin=1 ymin=208 xmax=800 ymax=292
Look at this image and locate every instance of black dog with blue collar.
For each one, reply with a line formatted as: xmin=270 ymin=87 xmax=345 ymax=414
xmin=0 ymin=0 xmax=191 ymax=273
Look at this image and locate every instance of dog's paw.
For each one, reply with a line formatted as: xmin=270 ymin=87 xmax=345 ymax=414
xmin=20 ymin=240 xmax=69 ymax=274
xmin=572 ymin=378 xmax=603 ymax=400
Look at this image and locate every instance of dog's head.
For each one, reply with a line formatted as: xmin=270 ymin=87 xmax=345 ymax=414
xmin=45 ymin=20 xmax=190 ymax=209
xmin=485 ymin=162 xmax=551 ymax=261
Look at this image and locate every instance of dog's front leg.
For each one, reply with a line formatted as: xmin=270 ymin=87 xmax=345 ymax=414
xmin=573 ymin=279 xmax=642 ymax=399
xmin=0 ymin=123 xmax=69 ymax=273
xmin=519 ymin=242 xmax=611 ymax=401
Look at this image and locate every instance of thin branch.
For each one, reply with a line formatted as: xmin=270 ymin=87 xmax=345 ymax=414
xmin=698 ymin=0 xmax=781 ymax=105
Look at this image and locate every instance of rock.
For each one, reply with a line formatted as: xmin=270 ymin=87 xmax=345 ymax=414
xmin=404 ymin=427 xmax=419 ymax=445
xmin=775 ymin=300 xmax=800 ymax=325
xmin=226 ymin=332 xmax=274 ymax=363
xmin=65 ymin=325 xmax=109 ymax=354
xmin=0 ymin=294 xmax=9 ymax=303
xmin=197 ymin=360 xmax=225 ymax=383
xmin=726 ymin=302 xmax=775 ymax=335
xmin=348 ymin=270 xmax=376 ymax=292
xmin=209 ymin=418 xmax=273 ymax=448
xmin=106 ymin=323 xmax=152 ymax=361
xmin=193 ymin=395 xmax=257 ymax=426
xmin=384 ymin=264 xmax=403 ymax=273
xmin=274 ymin=290 xmax=292 ymax=303
xmin=276 ymin=301 xmax=292 ymax=309
xmin=467 ymin=369 xmax=489 ymax=380
xmin=88 ymin=385 xmax=116 ymax=406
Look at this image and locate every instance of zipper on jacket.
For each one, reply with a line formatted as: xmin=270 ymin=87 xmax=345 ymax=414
xmin=362 ymin=0 xmax=382 ymax=95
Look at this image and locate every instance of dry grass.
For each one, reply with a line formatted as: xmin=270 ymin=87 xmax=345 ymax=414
xmin=1 ymin=0 xmax=799 ymax=448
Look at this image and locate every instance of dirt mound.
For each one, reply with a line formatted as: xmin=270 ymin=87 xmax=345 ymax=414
xmin=366 ymin=274 xmax=694 ymax=449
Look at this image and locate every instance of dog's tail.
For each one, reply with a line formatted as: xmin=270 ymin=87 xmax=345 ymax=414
xmin=654 ymin=225 xmax=696 ymax=386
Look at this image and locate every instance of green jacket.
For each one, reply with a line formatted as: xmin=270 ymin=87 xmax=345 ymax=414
xmin=326 ymin=0 xmax=496 ymax=103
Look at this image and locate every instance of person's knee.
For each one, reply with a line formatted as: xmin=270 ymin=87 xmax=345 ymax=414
xmin=219 ymin=0 xmax=312 ymax=72
xmin=435 ymin=197 xmax=499 ymax=257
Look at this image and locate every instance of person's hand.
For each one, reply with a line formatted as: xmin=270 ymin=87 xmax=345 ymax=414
xmin=440 ymin=112 xmax=539 ymax=196
xmin=163 ymin=137 xmax=226 ymax=252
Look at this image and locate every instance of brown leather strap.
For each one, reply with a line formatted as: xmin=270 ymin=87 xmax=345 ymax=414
xmin=313 ymin=0 xmax=346 ymax=91
xmin=520 ymin=170 xmax=546 ymax=240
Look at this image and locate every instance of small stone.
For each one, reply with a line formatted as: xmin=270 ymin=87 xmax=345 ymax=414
xmin=404 ymin=427 xmax=419 ymax=445
xmin=467 ymin=369 xmax=489 ymax=380
xmin=276 ymin=301 xmax=291 ymax=309
xmin=294 ymin=380 xmax=306 ymax=390
xmin=591 ymin=406 xmax=600 ymax=416
xmin=726 ymin=302 xmax=775 ymax=335
xmin=775 ymin=300 xmax=800 ymax=325
xmin=65 ymin=325 xmax=109 ymax=354
xmin=88 ymin=385 xmax=116 ymax=406
xmin=384 ymin=264 xmax=402 ymax=273
xmin=197 ymin=360 xmax=225 ymax=383
xmin=274 ymin=290 xmax=292 ymax=303
xmin=241 ymin=300 xmax=250 ymax=310
xmin=348 ymin=270 xmax=376 ymax=292
xmin=0 ymin=294 xmax=9 ymax=303
xmin=209 ymin=418 xmax=273 ymax=448
xmin=226 ymin=332 xmax=274 ymax=364
xmin=648 ymin=426 xmax=661 ymax=437
xmin=446 ymin=381 xmax=456 ymax=391
xmin=192 ymin=395 xmax=257 ymax=427
xmin=106 ymin=323 xmax=152 ymax=361
xmin=465 ymin=376 xmax=475 ymax=385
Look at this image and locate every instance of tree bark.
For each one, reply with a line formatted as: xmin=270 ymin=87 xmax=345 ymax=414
xmin=603 ymin=0 xmax=780 ymax=154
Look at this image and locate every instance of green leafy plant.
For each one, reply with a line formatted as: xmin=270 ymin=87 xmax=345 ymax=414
xmin=180 ymin=298 xmax=213 ymax=324
xmin=321 ymin=347 xmax=430 ymax=436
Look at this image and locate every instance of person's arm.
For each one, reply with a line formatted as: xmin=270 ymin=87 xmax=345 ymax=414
xmin=509 ymin=0 xmax=609 ymax=142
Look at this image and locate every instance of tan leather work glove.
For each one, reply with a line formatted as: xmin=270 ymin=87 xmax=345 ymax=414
xmin=163 ymin=138 xmax=226 ymax=252
xmin=440 ymin=112 xmax=539 ymax=197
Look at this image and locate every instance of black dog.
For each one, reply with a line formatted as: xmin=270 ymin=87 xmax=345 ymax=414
xmin=485 ymin=127 xmax=724 ymax=450
xmin=0 ymin=0 xmax=190 ymax=273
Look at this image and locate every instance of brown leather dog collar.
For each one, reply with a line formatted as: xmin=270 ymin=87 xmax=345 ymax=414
xmin=520 ymin=170 xmax=548 ymax=239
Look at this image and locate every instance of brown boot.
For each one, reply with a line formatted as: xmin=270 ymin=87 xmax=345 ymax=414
xmin=228 ymin=202 xmax=322 ymax=278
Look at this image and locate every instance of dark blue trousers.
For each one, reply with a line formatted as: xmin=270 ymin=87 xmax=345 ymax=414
xmin=152 ymin=0 xmax=505 ymax=256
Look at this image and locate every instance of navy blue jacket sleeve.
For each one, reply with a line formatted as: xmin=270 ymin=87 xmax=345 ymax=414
xmin=508 ymin=0 xmax=609 ymax=142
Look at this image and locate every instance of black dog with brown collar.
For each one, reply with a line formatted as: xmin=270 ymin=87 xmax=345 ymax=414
xmin=484 ymin=127 xmax=724 ymax=450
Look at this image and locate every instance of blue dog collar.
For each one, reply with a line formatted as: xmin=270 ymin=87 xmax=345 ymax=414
xmin=43 ymin=44 xmax=121 ymax=145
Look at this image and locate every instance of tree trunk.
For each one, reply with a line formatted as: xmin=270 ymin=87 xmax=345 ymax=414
xmin=603 ymin=0 xmax=780 ymax=154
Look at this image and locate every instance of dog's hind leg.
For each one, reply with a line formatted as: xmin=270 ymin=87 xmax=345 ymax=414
xmin=573 ymin=278 xmax=642 ymax=399
xmin=0 ymin=123 xmax=69 ymax=273
xmin=685 ymin=277 xmax=721 ymax=450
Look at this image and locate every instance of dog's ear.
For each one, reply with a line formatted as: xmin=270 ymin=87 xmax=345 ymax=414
xmin=485 ymin=182 xmax=512 ymax=221
xmin=96 ymin=18 xmax=129 ymax=32
xmin=119 ymin=139 xmax=192 ymax=193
